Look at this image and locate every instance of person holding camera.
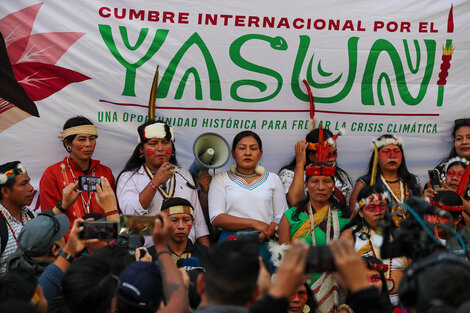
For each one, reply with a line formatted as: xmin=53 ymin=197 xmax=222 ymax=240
xmin=116 ymin=121 xmax=209 ymax=248
xmin=423 ymin=157 xmax=470 ymax=225
xmin=278 ymin=162 xmax=349 ymax=313
xmin=340 ymin=185 xmax=407 ymax=306
xmin=39 ymin=116 xmax=117 ymax=231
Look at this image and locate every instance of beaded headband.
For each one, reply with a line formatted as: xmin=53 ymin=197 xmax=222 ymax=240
xmin=355 ymin=192 xmax=390 ymax=212
xmin=58 ymin=125 xmax=98 ymax=141
xmin=444 ymin=156 xmax=469 ymax=173
xmin=162 ymin=205 xmax=194 ymax=217
xmin=305 ymin=165 xmax=336 ymax=177
xmin=0 ymin=163 xmax=27 ymax=185
xmin=429 ymin=198 xmax=464 ymax=212
xmin=366 ymin=263 xmax=389 ymax=273
xmin=139 ymin=123 xmax=175 ymax=143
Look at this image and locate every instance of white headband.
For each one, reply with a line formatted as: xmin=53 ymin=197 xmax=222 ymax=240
xmin=139 ymin=123 xmax=174 ymax=143
xmin=444 ymin=156 xmax=469 ymax=173
xmin=355 ymin=192 xmax=390 ymax=212
xmin=372 ymin=136 xmax=404 ymax=151
xmin=0 ymin=163 xmax=27 ymax=185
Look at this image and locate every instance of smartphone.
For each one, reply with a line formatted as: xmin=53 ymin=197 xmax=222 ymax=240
xmin=428 ymin=169 xmax=441 ymax=191
xmin=120 ymin=215 xmax=163 ymax=236
xmin=78 ymin=175 xmax=101 ymax=192
xmin=79 ymin=221 xmax=118 ymax=240
xmin=306 ymin=245 xmax=336 ymax=273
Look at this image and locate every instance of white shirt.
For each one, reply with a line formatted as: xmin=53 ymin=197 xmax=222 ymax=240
xmin=208 ymin=171 xmax=288 ymax=225
xmin=116 ymin=166 xmax=209 ymax=247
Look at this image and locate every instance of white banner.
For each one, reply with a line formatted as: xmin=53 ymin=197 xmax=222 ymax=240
xmin=1 ymin=0 xmax=469 ymax=210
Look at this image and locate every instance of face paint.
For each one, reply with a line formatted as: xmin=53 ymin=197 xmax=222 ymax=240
xmin=447 ymin=170 xmax=464 ymax=179
xmin=165 ymin=146 xmax=172 ymax=155
xmin=368 ymin=275 xmax=382 ymax=284
xmin=379 ymin=148 xmax=402 ymax=158
xmin=363 ymin=202 xmax=388 ymax=213
xmin=327 ymin=150 xmax=338 ymax=159
xmin=290 ymin=291 xmax=308 ymax=302
xmin=77 ymin=144 xmax=84 ymax=151
xmin=146 ymin=148 xmax=154 ymax=157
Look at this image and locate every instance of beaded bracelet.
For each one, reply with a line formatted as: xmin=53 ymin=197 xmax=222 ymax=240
xmin=148 ymin=181 xmax=158 ymax=191
xmin=103 ymin=210 xmax=119 ymax=217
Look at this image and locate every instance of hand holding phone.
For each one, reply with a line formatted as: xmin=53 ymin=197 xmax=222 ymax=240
xmin=78 ymin=175 xmax=101 ymax=192
xmin=428 ymin=170 xmax=441 ymax=191
xmin=78 ymin=221 xmax=118 ymax=240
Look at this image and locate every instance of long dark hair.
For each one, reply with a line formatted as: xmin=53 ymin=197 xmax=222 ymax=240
xmin=291 ymin=162 xmax=346 ymax=221
xmin=365 ymin=134 xmax=419 ymax=195
xmin=280 ymin=128 xmax=352 ymax=188
xmin=447 ymin=119 xmax=470 ymax=159
xmin=342 ymin=185 xmax=388 ymax=238
xmin=116 ymin=121 xmax=177 ymax=185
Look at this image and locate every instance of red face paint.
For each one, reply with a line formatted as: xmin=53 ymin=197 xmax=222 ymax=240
xmin=379 ymin=148 xmax=402 ymax=158
xmin=363 ymin=202 xmax=388 ymax=213
xmin=77 ymin=145 xmax=84 ymax=151
xmin=368 ymin=275 xmax=382 ymax=284
xmin=447 ymin=170 xmax=463 ymax=179
xmin=289 ymin=291 xmax=308 ymax=302
xmin=165 ymin=146 xmax=172 ymax=155
xmin=146 ymin=148 xmax=154 ymax=157
xmin=327 ymin=150 xmax=338 ymax=159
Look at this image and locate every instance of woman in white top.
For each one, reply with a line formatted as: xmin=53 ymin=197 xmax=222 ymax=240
xmin=116 ymin=121 xmax=209 ymax=247
xmin=209 ymin=130 xmax=288 ymax=243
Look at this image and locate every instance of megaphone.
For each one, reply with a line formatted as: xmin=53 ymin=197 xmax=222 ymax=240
xmin=189 ymin=132 xmax=230 ymax=177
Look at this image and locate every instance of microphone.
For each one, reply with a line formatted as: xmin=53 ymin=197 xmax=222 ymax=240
xmin=177 ymin=257 xmax=204 ymax=271
xmin=175 ymin=171 xmax=197 ymax=189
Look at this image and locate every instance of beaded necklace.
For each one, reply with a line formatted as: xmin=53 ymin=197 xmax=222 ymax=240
xmin=380 ymin=175 xmax=404 ymax=203
xmin=143 ymin=164 xmax=175 ymax=199
xmin=0 ymin=208 xmax=30 ymax=243
xmin=307 ymin=202 xmax=340 ymax=245
xmin=66 ymin=157 xmax=94 ymax=214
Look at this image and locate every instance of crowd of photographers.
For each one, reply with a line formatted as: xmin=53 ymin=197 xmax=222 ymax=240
xmin=1 ymin=115 xmax=470 ymax=313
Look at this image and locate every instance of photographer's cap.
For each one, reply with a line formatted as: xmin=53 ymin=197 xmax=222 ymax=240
xmin=160 ymin=197 xmax=193 ymax=217
xmin=116 ymin=261 xmax=164 ymax=310
xmin=18 ymin=213 xmax=69 ymax=257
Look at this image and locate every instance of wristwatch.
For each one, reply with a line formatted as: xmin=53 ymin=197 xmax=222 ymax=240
xmin=58 ymin=250 xmax=74 ymax=263
xmin=56 ymin=199 xmax=68 ymax=213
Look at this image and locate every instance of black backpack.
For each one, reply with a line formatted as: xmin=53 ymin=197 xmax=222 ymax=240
xmin=0 ymin=209 xmax=34 ymax=256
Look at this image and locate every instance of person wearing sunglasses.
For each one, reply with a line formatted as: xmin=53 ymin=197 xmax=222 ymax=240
xmin=341 ymin=185 xmax=408 ymax=306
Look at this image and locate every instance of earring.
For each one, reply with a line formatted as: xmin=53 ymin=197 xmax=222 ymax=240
xmin=66 ymin=146 xmax=71 ymax=152
xmin=359 ymin=217 xmax=369 ymax=240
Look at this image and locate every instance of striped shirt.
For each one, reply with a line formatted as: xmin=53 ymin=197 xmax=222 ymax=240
xmin=0 ymin=203 xmax=33 ymax=273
